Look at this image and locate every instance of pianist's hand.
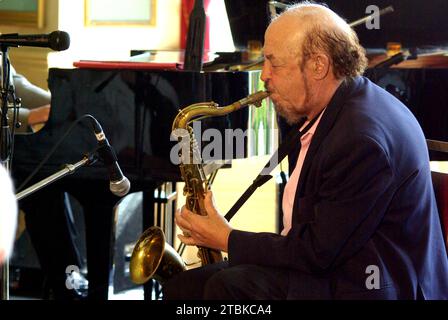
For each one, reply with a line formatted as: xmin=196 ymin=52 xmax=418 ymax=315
xmin=28 ymin=104 xmax=50 ymax=132
xmin=175 ymin=191 xmax=232 ymax=252
xmin=28 ymin=104 xmax=50 ymax=125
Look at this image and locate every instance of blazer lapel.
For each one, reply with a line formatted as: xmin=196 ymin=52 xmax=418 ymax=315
xmin=295 ymin=77 xmax=362 ymax=199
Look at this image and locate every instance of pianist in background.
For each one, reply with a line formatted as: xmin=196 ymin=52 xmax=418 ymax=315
xmin=0 ymin=165 xmax=17 ymax=264
xmin=5 ymin=64 xmax=85 ymax=299
xmin=167 ymin=2 xmax=448 ymax=300
xmin=1 ymin=62 xmax=48 ymax=263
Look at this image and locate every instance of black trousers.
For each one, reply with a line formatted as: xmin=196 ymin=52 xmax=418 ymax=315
xmin=163 ymin=261 xmax=290 ymax=300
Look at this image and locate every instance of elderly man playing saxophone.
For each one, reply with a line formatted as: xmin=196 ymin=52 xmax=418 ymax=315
xmin=165 ymin=2 xmax=448 ymax=300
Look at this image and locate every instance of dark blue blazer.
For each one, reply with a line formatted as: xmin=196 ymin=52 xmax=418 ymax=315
xmin=228 ymin=76 xmax=448 ymax=299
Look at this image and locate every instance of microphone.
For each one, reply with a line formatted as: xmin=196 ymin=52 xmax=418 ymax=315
xmin=90 ymin=117 xmax=131 ymax=197
xmin=0 ymin=31 xmax=70 ymax=51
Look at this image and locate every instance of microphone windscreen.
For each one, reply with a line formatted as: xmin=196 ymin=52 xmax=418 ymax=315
xmin=110 ymin=177 xmax=131 ymax=197
xmin=49 ymin=31 xmax=70 ymax=51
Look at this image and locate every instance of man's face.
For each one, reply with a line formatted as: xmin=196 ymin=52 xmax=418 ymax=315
xmin=261 ymin=23 xmax=313 ymax=125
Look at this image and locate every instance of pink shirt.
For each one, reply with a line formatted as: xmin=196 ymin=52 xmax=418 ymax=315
xmin=281 ymin=111 xmax=325 ymax=236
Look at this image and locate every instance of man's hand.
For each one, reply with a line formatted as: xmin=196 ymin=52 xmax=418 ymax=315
xmin=175 ymin=191 xmax=232 ymax=252
xmin=28 ymin=104 xmax=50 ymax=126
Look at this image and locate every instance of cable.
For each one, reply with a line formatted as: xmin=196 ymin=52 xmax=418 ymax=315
xmin=16 ymin=114 xmax=99 ymax=192
xmin=9 ymin=70 xmax=20 ymax=170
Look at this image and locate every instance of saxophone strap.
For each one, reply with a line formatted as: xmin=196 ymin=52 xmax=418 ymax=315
xmin=224 ymin=111 xmax=323 ymax=222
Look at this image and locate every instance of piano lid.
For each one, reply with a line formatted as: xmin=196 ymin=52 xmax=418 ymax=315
xmin=224 ymin=0 xmax=448 ymax=50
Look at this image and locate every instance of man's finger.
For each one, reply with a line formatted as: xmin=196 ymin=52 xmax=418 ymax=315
xmin=203 ymin=191 xmax=218 ymax=217
xmin=175 ymin=218 xmax=192 ymax=237
xmin=176 ymin=208 xmax=193 ymax=230
xmin=182 ymin=230 xmax=191 ymax=237
xmin=178 ymin=234 xmax=196 ymax=246
xmin=180 ymin=205 xmax=200 ymax=224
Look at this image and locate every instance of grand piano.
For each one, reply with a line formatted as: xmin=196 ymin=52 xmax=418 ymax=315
xmin=11 ymin=0 xmax=271 ymax=300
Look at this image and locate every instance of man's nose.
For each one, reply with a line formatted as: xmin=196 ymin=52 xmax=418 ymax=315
xmin=261 ymin=62 xmax=271 ymax=83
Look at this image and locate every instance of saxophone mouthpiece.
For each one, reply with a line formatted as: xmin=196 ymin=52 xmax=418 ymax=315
xmin=238 ymin=91 xmax=270 ymax=108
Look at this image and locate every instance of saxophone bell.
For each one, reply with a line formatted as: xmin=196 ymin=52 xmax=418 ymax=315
xmin=129 ymin=90 xmax=270 ymax=285
xmin=129 ymin=226 xmax=186 ymax=285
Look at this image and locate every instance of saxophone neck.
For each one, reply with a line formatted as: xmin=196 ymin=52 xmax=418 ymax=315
xmin=172 ymin=91 xmax=270 ymax=131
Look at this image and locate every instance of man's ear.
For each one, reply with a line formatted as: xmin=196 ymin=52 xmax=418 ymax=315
xmin=312 ymin=54 xmax=330 ymax=80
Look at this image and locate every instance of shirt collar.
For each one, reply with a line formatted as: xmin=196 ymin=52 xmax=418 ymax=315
xmin=299 ymin=107 xmax=327 ymax=139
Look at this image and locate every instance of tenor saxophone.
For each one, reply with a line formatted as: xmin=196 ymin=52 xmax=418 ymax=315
xmin=129 ymin=91 xmax=269 ymax=284
xmin=172 ymin=90 xmax=269 ymax=264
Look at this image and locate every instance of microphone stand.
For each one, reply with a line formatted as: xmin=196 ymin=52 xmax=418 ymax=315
xmin=1 ymin=45 xmax=12 ymax=166
xmin=0 ymin=45 xmax=18 ymax=166
xmin=0 ymin=44 xmax=14 ymax=301
xmin=15 ymin=153 xmax=97 ymax=201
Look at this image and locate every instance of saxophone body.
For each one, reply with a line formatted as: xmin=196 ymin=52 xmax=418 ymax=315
xmin=172 ymin=90 xmax=269 ymax=265
xmin=178 ymin=142 xmax=224 ymax=264
xmin=129 ymin=90 xmax=269 ymax=285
